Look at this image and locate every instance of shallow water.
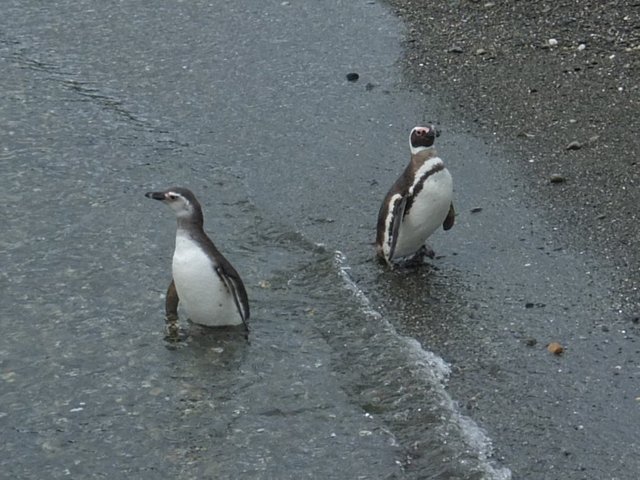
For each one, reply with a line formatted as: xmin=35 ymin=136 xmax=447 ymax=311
xmin=0 ymin=1 xmax=504 ymax=478
xmin=2 ymin=1 xmax=638 ymax=479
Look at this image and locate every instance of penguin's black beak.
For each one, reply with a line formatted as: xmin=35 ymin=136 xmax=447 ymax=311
xmin=145 ymin=191 xmax=166 ymax=201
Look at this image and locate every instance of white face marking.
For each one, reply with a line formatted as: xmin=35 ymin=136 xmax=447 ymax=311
xmin=165 ymin=192 xmax=193 ymax=219
xmin=409 ymin=127 xmax=434 ymax=155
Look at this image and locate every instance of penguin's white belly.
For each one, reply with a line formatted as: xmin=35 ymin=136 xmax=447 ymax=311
xmin=394 ymin=168 xmax=453 ymax=259
xmin=172 ymin=234 xmax=243 ymax=326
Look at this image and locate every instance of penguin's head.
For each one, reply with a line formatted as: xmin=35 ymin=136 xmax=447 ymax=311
xmin=409 ymin=125 xmax=439 ymax=154
xmin=145 ymin=187 xmax=202 ymax=222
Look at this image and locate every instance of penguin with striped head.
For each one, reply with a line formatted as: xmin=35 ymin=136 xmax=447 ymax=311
xmin=375 ymin=126 xmax=455 ymax=266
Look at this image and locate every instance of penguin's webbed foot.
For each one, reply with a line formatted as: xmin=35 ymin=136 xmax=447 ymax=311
xmin=164 ymin=314 xmax=181 ymax=342
xmin=393 ymin=245 xmax=435 ymax=269
xmin=416 ymin=244 xmax=436 ymax=260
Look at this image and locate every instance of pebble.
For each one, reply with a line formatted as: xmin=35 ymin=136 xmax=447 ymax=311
xmin=566 ymin=141 xmax=583 ymax=150
xmin=517 ymin=131 xmax=535 ymax=138
xmin=550 ymin=174 xmax=566 ymax=184
xmin=547 ymin=342 xmax=564 ymax=355
xmin=346 ymin=72 xmax=359 ymax=82
xmin=470 ymin=207 xmax=483 ymax=213
xmin=449 ymin=46 xmax=464 ymax=54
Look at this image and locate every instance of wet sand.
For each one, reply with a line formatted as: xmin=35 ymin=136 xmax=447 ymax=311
xmin=378 ymin=1 xmax=640 ymax=477
xmin=387 ymin=0 xmax=639 ymax=308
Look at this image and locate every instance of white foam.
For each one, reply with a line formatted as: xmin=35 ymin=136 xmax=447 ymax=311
xmin=334 ymin=250 xmax=512 ymax=480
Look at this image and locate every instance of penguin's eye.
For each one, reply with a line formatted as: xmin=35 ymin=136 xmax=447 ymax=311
xmin=167 ymin=193 xmax=178 ymax=200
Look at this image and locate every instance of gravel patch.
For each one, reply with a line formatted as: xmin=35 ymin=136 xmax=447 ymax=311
xmin=386 ymin=0 xmax=639 ymax=308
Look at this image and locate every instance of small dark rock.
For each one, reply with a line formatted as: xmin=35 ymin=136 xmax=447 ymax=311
xmin=550 ymin=174 xmax=566 ymax=184
xmin=449 ymin=46 xmax=464 ymax=54
xmin=525 ymin=338 xmax=537 ymax=347
xmin=525 ymin=302 xmax=535 ymax=309
xmin=566 ymin=141 xmax=583 ymax=150
xmin=346 ymin=72 xmax=359 ymax=82
xmin=470 ymin=207 xmax=483 ymax=213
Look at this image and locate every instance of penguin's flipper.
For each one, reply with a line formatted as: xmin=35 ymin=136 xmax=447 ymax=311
xmin=443 ymin=202 xmax=455 ymax=231
xmin=165 ymin=279 xmax=180 ymax=320
xmin=386 ymin=194 xmax=408 ymax=262
xmin=215 ymin=262 xmax=250 ymax=331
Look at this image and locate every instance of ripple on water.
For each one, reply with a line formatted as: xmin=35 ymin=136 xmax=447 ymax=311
xmin=286 ymin=249 xmax=513 ymax=480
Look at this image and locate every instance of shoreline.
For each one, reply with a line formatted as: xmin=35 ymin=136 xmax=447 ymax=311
xmin=380 ymin=1 xmax=640 ymax=477
xmin=385 ymin=0 xmax=639 ymax=310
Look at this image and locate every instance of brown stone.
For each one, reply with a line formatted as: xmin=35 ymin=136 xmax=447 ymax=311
xmin=547 ymin=342 xmax=564 ymax=355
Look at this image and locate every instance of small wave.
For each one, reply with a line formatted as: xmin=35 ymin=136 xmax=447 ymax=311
xmin=334 ymin=250 xmax=512 ymax=480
